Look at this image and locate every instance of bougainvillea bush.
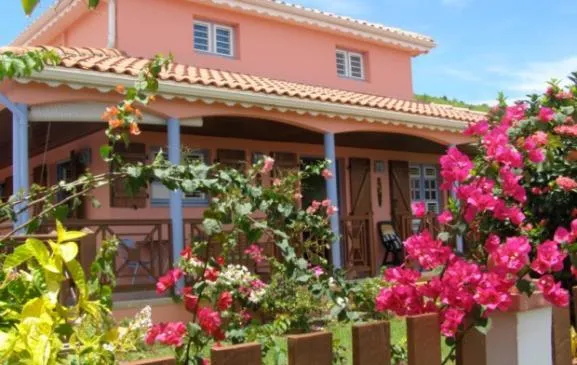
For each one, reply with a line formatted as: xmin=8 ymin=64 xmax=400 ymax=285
xmin=142 ymin=155 xmax=348 ymax=363
xmin=376 ymin=74 xmax=577 ymax=344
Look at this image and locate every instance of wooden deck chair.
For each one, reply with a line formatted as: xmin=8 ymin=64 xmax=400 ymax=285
xmin=377 ymin=221 xmax=404 ymax=266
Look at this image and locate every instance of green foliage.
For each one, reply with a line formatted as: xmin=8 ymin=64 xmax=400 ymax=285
xmin=0 ymin=49 xmax=59 ymax=80
xmin=415 ymin=93 xmax=490 ymax=112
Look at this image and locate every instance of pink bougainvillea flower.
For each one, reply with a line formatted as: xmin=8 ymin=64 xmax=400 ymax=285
xmin=528 ymin=148 xmax=545 ymax=163
xmin=537 ymin=275 xmax=569 ymax=307
xmin=489 ymin=236 xmax=531 ymax=274
xmin=183 ymin=286 xmax=199 ymax=312
xmin=437 ymin=210 xmax=453 ymax=225
xmin=244 ymin=244 xmax=265 ymax=264
xmin=530 ymin=240 xmax=566 ymax=274
xmin=217 ymin=291 xmax=233 ymax=311
xmin=411 ymin=201 xmax=426 ymax=218
xmin=554 ymin=226 xmax=571 ymax=244
xmin=383 ymin=266 xmax=421 ymax=285
xmin=203 ymin=267 xmax=219 ymax=282
xmin=322 ymin=168 xmax=333 ymax=179
xmin=311 ymin=266 xmax=324 ymax=278
xmin=554 ymin=125 xmax=577 ymax=137
xmin=326 ymin=204 xmax=338 ymax=216
xmin=501 ymin=104 xmax=527 ymax=126
xmin=538 ymin=107 xmax=555 ymax=122
xmin=473 ymin=273 xmax=514 ymax=313
xmin=556 ymin=176 xmax=577 ymax=191
xmin=464 ymin=119 xmax=489 ymax=136
xmin=530 ymin=131 xmax=548 ymax=146
xmin=306 ymin=200 xmax=322 ymax=214
xmin=156 ymin=268 xmax=183 ymax=294
xmin=499 ymin=167 xmax=526 ymax=203
xmin=404 ymin=230 xmax=452 ymax=270
xmin=440 ymin=308 xmax=466 ymax=338
xmin=260 ymin=156 xmax=275 ymax=174
xmin=484 ymin=234 xmax=500 ymax=253
xmin=440 ymin=147 xmax=474 ymax=189
xmin=197 ymin=307 xmax=222 ymax=337
xmin=146 ymin=322 xmax=187 ymax=347
xmin=321 ymin=199 xmax=331 ymax=207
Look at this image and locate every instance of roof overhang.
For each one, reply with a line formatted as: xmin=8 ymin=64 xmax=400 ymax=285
xmin=13 ymin=0 xmax=435 ymax=55
xmin=194 ymin=0 xmax=435 ymax=55
xmin=14 ymin=66 xmax=468 ymax=133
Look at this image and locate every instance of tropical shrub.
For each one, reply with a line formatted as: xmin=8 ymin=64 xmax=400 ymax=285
xmin=375 ymin=74 xmax=577 ymax=360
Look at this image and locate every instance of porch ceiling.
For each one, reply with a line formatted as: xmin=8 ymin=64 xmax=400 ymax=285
xmin=0 ymin=109 xmax=104 ymax=169
xmin=335 ymin=131 xmax=447 ymax=154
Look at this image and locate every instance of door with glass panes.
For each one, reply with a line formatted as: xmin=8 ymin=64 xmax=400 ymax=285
xmin=409 ymin=164 xmax=440 ymax=232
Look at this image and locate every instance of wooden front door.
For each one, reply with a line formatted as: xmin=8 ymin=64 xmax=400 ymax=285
xmin=389 ymin=160 xmax=412 ymax=240
xmin=342 ymin=158 xmax=373 ymax=277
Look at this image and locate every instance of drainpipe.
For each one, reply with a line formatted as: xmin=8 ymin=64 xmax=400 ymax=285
xmin=107 ymin=0 xmax=117 ymax=48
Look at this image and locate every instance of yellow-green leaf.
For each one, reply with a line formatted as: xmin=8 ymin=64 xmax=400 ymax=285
xmin=59 ymin=242 xmax=78 ymax=263
xmin=3 ymin=242 xmax=33 ymax=271
xmin=43 ymin=271 xmax=62 ymax=304
xmin=26 ymin=238 xmax=50 ymax=267
xmin=65 ymin=259 xmax=87 ymax=299
xmin=21 ymin=0 xmax=40 ymax=15
xmin=56 ymin=221 xmax=86 ymax=243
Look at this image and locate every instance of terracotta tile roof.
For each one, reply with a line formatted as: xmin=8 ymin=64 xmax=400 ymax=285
xmin=2 ymin=46 xmax=484 ymax=124
xmin=265 ymin=0 xmax=434 ymax=44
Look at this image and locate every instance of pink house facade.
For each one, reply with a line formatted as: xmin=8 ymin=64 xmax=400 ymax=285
xmin=0 ymin=0 xmax=481 ymax=316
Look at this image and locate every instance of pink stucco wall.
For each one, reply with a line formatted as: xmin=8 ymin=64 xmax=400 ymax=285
xmin=43 ymin=0 xmax=415 ymax=99
xmin=0 ymin=127 xmax=443 ymax=268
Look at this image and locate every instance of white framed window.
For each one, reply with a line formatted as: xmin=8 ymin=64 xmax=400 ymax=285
xmin=194 ymin=20 xmax=234 ymax=57
xmin=150 ymin=148 xmax=209 ymax=206
xmin=410 ymin=164 xmax=439 ymax=213
xmin=336 ymin=49 xmax=364 ymax=79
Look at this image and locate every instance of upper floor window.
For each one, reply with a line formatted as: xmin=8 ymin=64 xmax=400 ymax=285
xmin=336 ymin=49 xmax=364 ymax=80
xmin=194 ymin=20 xmax=234 ymax=57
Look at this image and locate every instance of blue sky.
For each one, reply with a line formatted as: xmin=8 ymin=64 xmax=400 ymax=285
xmin=2 ymin=0 xmax=577 ymax=105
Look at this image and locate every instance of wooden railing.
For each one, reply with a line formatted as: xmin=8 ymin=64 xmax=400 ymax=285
xmin=393 ymin=212 xmax=440 ymax=242
xmin=34 ymin=219 xmax=174 ymax=293
xmin=340 ymin=215 xmax=373 ymax=278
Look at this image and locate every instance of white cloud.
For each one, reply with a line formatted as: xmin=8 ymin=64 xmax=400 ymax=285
xmin=490 ymin=56 xmax=577 ymax=94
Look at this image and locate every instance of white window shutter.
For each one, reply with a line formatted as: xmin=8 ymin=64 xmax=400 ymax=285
xmin=336 ymin=50 xmax=347 ymax=77
xmin=193 ymin=22 xmax=210 ymax=52
xmin=214 ymin=26 xmax=233 ymax=56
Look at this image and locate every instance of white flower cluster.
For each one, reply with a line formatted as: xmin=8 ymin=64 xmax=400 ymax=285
xmin=179 ymin=256 xmax=205 ymax=277
xmin=217 ymin=264 xmax=267 ymax=304
xmin=218 ymin=265 xmax=254 ymax=287
xmin=129 ymin=305 xmax=153 ymax=332
xmin=248 ymin=287 xmax=266 ymax=304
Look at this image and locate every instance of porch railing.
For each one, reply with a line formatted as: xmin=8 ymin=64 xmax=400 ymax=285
xmin=37 ymin=219 xmax=174 ymax=294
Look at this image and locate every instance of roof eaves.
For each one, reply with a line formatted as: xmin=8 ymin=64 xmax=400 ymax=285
xmin=18 ymin=66 xmax=470 ymax=133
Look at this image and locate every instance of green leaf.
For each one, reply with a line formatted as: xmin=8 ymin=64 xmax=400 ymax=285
xmin=88 ymin=0 xmax=100 ymax=9
xmin=4 ymin=242 xmax=33 ymax=270
xmin=21 ymin=0 xmax=40 ymax=15
xmin=516 ymin=278 xmax=534 ymax=296
xmin=56 ymin=221 xmax=86 ymax=243
xmin=26 ymin=237 xmax=50 ymax=267
xmin=65 ymin=259 xmax=87 ymax=299
xmin=99 ymin=145 xmax=112 ymax=160
xmin=60 ymin=242 xmax=78 ymax=262
xmin=475 ymin=317 xmax=492 ymax=335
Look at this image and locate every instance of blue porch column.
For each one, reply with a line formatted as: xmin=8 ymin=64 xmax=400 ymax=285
xmin=12 ymin=103 xmax=29 ymax=230
xmin=324 ymin=132 xmax=342 ymax=268
xmin=167 ymin=118 xmax=184 ymax=275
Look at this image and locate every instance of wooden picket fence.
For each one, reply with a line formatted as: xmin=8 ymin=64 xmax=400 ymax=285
xmin=123 ymin=301 xmax=574 ymax=365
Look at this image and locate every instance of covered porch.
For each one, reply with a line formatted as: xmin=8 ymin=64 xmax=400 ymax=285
xmin=0 ymin=47 xmax=479 ymax=299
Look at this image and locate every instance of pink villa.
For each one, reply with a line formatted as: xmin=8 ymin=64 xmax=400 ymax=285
xmin=0 ymin=0 xmax=481 ymax=319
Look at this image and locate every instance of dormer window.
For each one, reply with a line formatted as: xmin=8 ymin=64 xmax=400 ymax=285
xmin=193 ymin=20 xmax=234 ymax=57
xmin=336 ymin=49 xmax=364 ymax=80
